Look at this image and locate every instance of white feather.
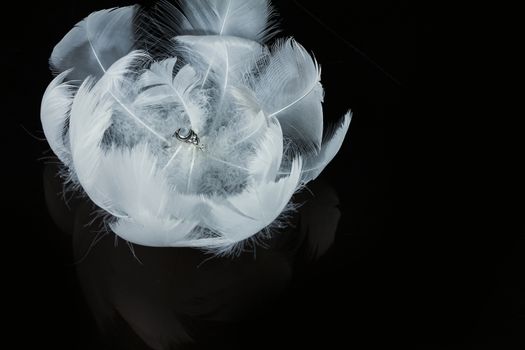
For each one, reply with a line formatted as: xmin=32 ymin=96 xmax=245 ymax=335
xmin=105 ymin=144 xmax=199 ymax=247
xmin=104 ymin=51 xmax=170 ymax=144
xmin=191 ymin=121 xmax=300 ymax=248
xmin=176 ymin=35 xmax=265 ymax=87
xmin=180 ymin=0 xmax=277 ymax=43
xmin=229 ymin=87 xmax=267 ymax=147
xmin=40 ymin=69 xmax=76 ymax=165
xmin=51 ymin=6 xmax=137 ymax=80
xmin=136 ymin=58 xmax=207 ymax=132
xmin=68 ymin=53 xmax=147 ymax=217
xmin=206 ymin=156 xmax=302 ymax=245
xmin=248 ymin=119 xmax=283 ymax=182
xmin=253 ymin=38 xmax=324 ymax=152
xmin=68 ymin=76 xmax=117 ymax=214
xmin=301 ymin=112 xmax=352 ymax=183
xmin=134 ymin=0 xmax=190 ymax=60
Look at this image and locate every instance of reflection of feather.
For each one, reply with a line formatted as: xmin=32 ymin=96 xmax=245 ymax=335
xmin=43 ymin=160 xmax=339 ymax=348
xmin=41 ymin=0 xmax=351 ymax=254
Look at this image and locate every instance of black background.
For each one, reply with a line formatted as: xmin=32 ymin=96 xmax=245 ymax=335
xmin=3 ymin=1 xmax=522 ymax=349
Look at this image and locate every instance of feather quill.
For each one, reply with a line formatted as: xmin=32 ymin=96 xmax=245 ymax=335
xmin=51 ymin=6 xmax=137 ymax=80
xmin=180 ymin=0 xmax=277 ymax=42
xmin=68 ymin=53 xmax=148 ymax=216
xmin=136 ymin=58 xmax=207 ymax=132
xmin=176 ymin=35 xmax=265 ymax=86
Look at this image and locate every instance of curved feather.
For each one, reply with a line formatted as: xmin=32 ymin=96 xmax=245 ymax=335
xmin=112 ymin=218 xmax=197 ymax=247
xmin=51 ymin=6 xmax=137 ymax=81
xmin=253 ymin=39 xmax=324 ymax=152
xmin=135 ymin=0 xmax=276 ymax=61
xmin=207 ymin=156 xmax=302 ymax=246
xmin=136 ymin=58 xmax=207 ymax=132
xmin=40 ymin=69 xmax=76 ymax=165
xmin=248 ymin=119 xmax=283 ymax=183
xmin=176 ymin=35 xmax=266 ymax=134
xmin=197 ymin=121 xmax=300 ymax=246
xmin=68 ymin=77 xmax=117 ymax=215
xmin=176 ymin=35 xmax=265 ymax=88
xmin=180 ymin=0 xmax=277 ymax=43
xmin=229 ymin=87 xmax=267 ymax=147
xmin=301 ymin=112 xmax=352 ymax=183
xmin=134 ymin=1 xmax=190 ymax=59
xmin=105 ymin=144 xmax=198 ymax=247
xmin=103 ymin=51 xmax=170 ymax=144
xmin=50 ymin=5 xmax=166 ymax=144
xmin=68 ymin=54 xmax=146 ymax=217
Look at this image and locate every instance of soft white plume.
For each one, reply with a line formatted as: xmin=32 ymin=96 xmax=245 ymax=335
xmin=179 ymin=0 xmax=277 ymax=42
xmin=51 ymin=6 xmax=137 ymax=80
xmin=41 ymin=0 xmax=351 ymax=254
xmin=252 ymin=38 xmax=324 ymax=153
xmin=40 ymin=69 xmax=76 ymax=165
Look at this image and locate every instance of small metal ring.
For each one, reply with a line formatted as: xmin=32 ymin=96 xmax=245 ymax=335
xmin=175 ymin=128 xmax=200 ymax=146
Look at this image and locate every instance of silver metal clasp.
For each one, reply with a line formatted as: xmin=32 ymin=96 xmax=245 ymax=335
xmin=174 ymin=128 xmax=205 ymax=150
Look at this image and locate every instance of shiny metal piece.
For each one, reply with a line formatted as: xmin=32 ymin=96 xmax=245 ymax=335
xmin=172 ymin=128 xmax=206 ymax=151
xmin=175 ymin=128 xmax=200 ymax=146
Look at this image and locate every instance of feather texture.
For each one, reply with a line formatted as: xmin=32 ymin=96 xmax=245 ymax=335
xmin=253 ymin=39 xmax=324 ymax=152
xmin=180 ymin=0 xmax=277 ymax=42
xmin=176 ymin=35 xmax=265 ymax=86
xmin=41 ymin=0 xmax=351 ymax=254
xmin=68 ymin=77 xmax=117 ymax=215
xmin=40 ymin=69 xmax=76 ymax=165
xmin=136 ymin=58 xmax=207 ymax=132
xmin=206 ymin=156 xmax=302 ymax=251
xmin=68 ymin=53 xmax=147 ymax=217
xmin=301 ymin=112 xmax=352 ymax=183
xmin=107 ymin=144 xmax=199 ymax=247
xmin=51 ymin=6 xmax=137 ymax=80
xmin=206 ymin=119 xmax=301 ymax=243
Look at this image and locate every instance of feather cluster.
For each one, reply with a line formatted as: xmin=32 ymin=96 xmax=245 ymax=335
xmin=41 ymin=0 xmax=351 ymax=253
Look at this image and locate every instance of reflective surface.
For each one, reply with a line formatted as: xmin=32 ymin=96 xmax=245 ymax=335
xmin=44 ymin=163 xmax=343 ymax=349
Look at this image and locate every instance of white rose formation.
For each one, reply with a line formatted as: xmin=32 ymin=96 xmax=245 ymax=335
xmin=41 ymin=0 xmax=351 ymax=254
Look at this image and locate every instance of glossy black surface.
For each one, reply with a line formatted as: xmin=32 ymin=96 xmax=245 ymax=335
xmin=6 ymin=1 xmax=521 ymax=349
